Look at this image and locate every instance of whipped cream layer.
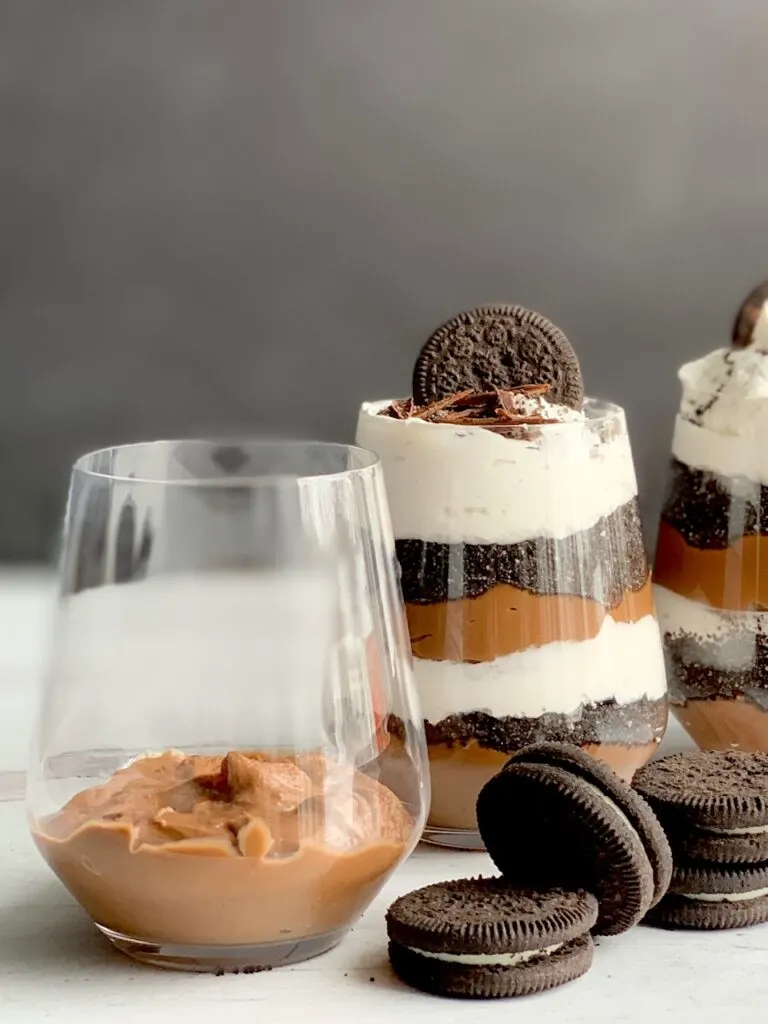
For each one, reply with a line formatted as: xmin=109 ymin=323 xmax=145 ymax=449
xmin=673 ymin=307 xmax=768 ymax=482
xmin=356 ymin=399 xmax=638 ymax=544
xmin=412 ymin=614 xmax=667 ymax=720
xmin=654 ymin=585 xmax=767 ymax=671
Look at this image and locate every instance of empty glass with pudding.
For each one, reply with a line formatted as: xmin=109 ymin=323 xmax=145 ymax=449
xmin=357 ymin=360 xmax=667 ymax=849
xmin=28 ymin=440 xmax=428 ymax=972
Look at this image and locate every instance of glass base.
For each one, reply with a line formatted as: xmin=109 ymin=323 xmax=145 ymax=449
xmin=97 ymin=923 xmax=347 ymax=973
xmin=421 ymin=824 xmax=487 ymax=851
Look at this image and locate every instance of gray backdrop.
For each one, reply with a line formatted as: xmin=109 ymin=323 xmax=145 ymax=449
xmin=2 ymin=0 xmax=767 ymax=560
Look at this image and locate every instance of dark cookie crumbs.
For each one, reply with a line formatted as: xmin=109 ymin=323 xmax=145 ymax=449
xmin=396 ymin=499 xmax=649 ymax=606
xmin=415 ymin=697 xmax=668 ymax=750
xmin=662 ymin=636 xmax=768 ymax=706
xmin=215 ymin=965 xmax=272 ymax=976
xmin=659 ymin=458 xmax=768 ymax=550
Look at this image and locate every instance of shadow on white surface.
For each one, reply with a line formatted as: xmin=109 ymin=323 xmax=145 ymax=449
xmin=0 ymin=881 xmax=126 ymax=976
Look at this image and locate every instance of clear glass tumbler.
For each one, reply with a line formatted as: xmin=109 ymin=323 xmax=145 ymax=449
xmin=356 ymin=398 xmax=668 ymax=850
xmin=28 ymin=440 xmax=428 ymax=972
xmin=654 ymin=393 xmax=768 ymax=751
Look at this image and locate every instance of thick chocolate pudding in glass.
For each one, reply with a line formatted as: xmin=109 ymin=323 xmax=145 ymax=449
xmin=34 ymin=749 xmax=412 ymax=946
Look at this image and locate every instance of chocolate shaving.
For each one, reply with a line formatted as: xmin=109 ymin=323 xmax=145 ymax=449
xmin=387 ymin=397 xmax=413 ymax=420
xmin=448 ymin=391 xmax=502 ymax=407
xmin=379 ymin=383 xmax=560 ymax=431
xmin=482 ymin=416 xmax=554 ymax=429
xmin=410 ymin=390 xmax=476 ymax=420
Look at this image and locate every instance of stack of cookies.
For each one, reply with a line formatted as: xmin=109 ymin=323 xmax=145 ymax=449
xmin=634 ymin=751 xmax=768 ymax=930
xmin=386 ymin=745 xmax=768 ymax=1000
xmin=387 ymin=743 xmax=673 ymax=999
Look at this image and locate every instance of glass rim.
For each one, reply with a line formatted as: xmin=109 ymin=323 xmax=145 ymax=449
xmin=362 ymin=395 xmax=627 ymax=429
xmin=72 ymin=438 xmax=381 ymax=487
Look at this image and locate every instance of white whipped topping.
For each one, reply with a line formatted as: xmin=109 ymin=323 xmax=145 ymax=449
xmin=355 ymin=398 xmax=638 ymax=544
xmin=412 ymin=613 xmax=667 ymax=719
xmin=503 ymin=392 xmax=583 ymax=422
xmin=408 ymin=941 xmax=563 ymax=966
xmin=673 ymin=305 xmax=768 ymax=482
xmin=683 ymin=886 xmax=768 ymax=903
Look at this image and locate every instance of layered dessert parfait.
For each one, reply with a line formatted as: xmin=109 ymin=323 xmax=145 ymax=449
xmin=654 ymin=282 xmax=768 ymax=751
xmin=33 ymin=749 xmax=412 ymax=963
xmin=356 ymin=305 xmax=668 ymax=846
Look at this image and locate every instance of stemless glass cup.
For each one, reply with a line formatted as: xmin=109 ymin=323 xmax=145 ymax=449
xmin=654 ymin=394 xmax=768 ymax=751
xmin=28 ymin=440 xmax=428 ymax=973
xmin=356 ymin=398 xmax=668 ymax=850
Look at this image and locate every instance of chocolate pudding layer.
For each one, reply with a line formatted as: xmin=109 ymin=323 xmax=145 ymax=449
xmin=673 ymin=698 xmax=768 ymax=753
xmin=406 ymin=580 xmax=654 ymax=661
xmin=34 ymin=750 xmax=413 ymax=947
xmin=655 ymin=520 xmax=768 ymax=610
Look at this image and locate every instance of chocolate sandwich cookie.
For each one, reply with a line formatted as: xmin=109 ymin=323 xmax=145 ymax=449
xmin=386 ymin=878 xmax=597 ymax=999
xmin=732 ymin=279 xmax=768 ymax=348
xmin=634 ymin=750 xmax=768 ymax=865
xmin=477 ymin=743 xmax=672 ymax=935
xmin=412 ymin=305 xmax=584 ymax=409
xmin=645 ymin=863 xmax=768 ymax=930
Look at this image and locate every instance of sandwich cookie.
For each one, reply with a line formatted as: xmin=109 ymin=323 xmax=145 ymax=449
xmin=476 ymin=742 xmax=672 ymax=935
xmin=634 ymin=751 xmax=768 ymax=865
xmin=386 ymin=877 xmax=597 ymax=999
xmin=732 ymin=278 xmax=768 ymax=348
xmin=412 ymin=304 xmax=584 ymax=409
xmin=645 ymin=863 xmax=768 ymax=930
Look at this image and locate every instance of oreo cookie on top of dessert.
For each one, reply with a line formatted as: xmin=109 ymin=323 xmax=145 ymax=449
xmin=356 ymin=305 xmax=668 ymax=844
xmin=653 ymin=281 xmax=768 ymax=752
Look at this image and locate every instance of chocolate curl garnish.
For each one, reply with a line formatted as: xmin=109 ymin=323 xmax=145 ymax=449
xmin=410 ymin=390 xmax=477 ymax=420
xmin=388 ymin=397 xmax=414 ymax=420
xmin=379 ymin=383 xmax=562 ymax=428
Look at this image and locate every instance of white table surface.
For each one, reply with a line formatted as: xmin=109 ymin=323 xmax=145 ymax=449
xmin=1 ymin=568 xmax=765 ymax=1023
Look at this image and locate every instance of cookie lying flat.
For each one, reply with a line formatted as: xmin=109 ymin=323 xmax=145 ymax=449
xmin=412 ymin=304 xmax=584 ymax=409
xmin=634 ymin=751 xmax=768 ymax=865
xmin=386 ymin=878 xmax=597 ymax=999
xmin=645 ymin=862 xmax=768 ymax=931
xmin=476 ymin=743 xmax=672 ymax=936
